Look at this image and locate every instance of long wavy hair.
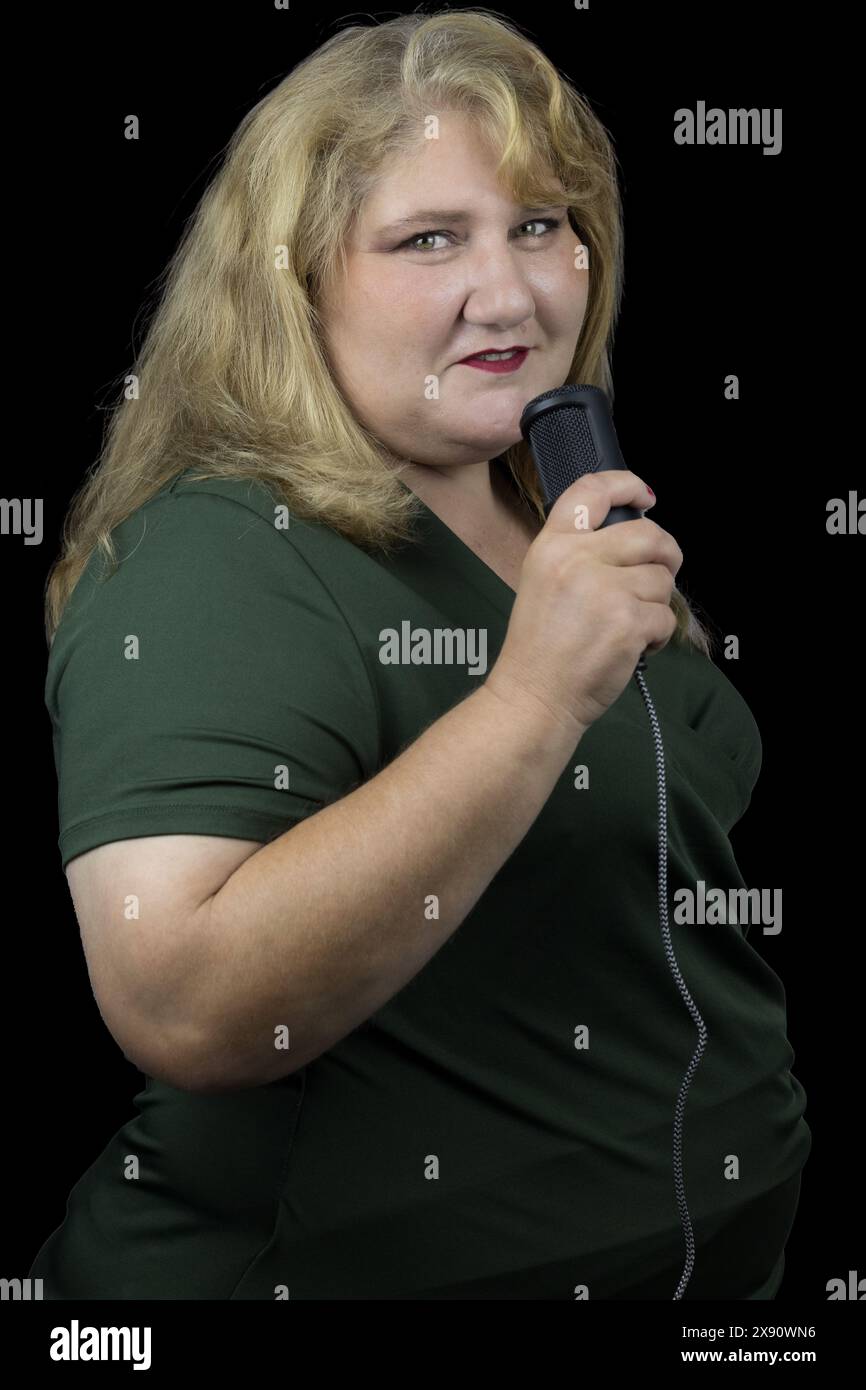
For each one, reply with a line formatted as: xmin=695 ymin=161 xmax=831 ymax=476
xmin=43 ymin=7 xmax=714 ymax=655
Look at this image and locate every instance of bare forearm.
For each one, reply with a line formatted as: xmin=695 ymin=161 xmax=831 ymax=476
xmin=184 ymin=682 xmax=584 ymax=1091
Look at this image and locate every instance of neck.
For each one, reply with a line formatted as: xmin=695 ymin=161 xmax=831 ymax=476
xmin=397 ymin=454 xmax=540 ymax=542
xmin=397 ymin=457 xmax=497 ymax=509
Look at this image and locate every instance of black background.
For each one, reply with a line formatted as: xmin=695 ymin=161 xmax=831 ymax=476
xmin=5 ymin=0 xmax=860 ymax=1317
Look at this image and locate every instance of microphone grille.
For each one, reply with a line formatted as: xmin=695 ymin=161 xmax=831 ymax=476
xmin=523 ymin=396 xmax=599 ymax=503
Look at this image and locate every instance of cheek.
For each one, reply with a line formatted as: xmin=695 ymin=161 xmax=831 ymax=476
xmin=534 ymin=260 xmax=588 ymax=334
xmin=532 ymin=234 xmax=587 ymax=289
xmin=569 ymin=268 xmax=590 ymax=324
xmin=358 ymin=274 xmax=453 ymax=361
xmin=558 ymin=245 xmax=589 ymax=319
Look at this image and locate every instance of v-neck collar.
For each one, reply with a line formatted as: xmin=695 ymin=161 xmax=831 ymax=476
xmin=397 ymin=457 xmax=522 ymax=619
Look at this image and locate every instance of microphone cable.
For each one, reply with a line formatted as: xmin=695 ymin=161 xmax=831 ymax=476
xmin=634 ymin=655 xmax=708 ymax=1300
xmin=521 ymin=385 xmax=709 ymax=1299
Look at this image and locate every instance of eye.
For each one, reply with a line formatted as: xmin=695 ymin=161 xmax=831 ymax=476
xmin=397 ymin=217 xmax=563 ymax=252
xmin=401 ymin=230 xmax=452 ymax=252
xmin=519 ymin=218 xmax=563 ymax=238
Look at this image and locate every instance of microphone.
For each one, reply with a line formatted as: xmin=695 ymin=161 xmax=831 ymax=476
xmin=520 ymin=383 xmax=648 ymax=673
xmin=521 ymin=386 xmax=708 ymax=1302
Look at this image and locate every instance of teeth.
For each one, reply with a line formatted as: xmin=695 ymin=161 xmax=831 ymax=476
xmin=474 ymin=349 xmax=519 ymax=360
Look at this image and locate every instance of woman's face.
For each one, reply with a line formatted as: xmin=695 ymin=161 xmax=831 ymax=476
xmin=319 ymin=112 xmax=589 ymax=471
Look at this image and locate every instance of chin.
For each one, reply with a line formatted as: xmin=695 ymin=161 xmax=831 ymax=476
xmin=460 ymin=412 xmax=526 ymax=451
xmin=452 ymin=433 xmax=523 ymax=461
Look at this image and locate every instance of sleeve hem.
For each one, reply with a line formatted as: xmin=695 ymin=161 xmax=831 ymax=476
xmin=58 ymin=802 xmax=318 ymax=870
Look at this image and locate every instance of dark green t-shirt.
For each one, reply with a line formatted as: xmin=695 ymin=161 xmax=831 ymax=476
xmin=31 ymin=466 xmax=811 ymax=1299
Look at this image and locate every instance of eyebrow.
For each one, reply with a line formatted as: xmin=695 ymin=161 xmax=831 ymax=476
xmin=377 ymin=205 xmax=567 ymax=236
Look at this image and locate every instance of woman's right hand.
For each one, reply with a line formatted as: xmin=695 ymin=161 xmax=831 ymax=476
xmin=486 ymin=470 xmax=684 ymax=740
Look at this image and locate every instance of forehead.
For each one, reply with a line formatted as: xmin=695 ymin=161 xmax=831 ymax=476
xmin=364 ymin=126 xmax=497 ymax=209
xmin=358 ymin=115 xmax=565 ymax=224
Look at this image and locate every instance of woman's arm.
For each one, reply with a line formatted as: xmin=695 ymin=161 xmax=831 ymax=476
xmin=180 ymin=680 xmax=584 ymax=1092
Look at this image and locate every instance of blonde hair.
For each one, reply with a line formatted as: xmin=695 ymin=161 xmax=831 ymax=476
xmin=44 ymin=7 xmax=715 ymax=655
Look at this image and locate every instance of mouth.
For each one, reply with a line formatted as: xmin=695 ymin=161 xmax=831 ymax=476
xmin=458 ymin=347 xmax=530 ymax=374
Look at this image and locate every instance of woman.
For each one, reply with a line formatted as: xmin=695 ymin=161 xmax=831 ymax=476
xmin=31 ymin=10 xmax=810 ymax=1299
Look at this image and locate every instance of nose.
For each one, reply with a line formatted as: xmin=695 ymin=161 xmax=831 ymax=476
xmin=461 ymin=237 xmax=537 ymax=333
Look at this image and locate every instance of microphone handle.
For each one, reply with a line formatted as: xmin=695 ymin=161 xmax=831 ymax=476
xmin=601 ymin=501 xmax=643 ymax=527
xmin=571 ymin=465 xmax=648 ymax=670
xmin=542 ymin=487 xmax=648 ymax=671
xmin=592 ymin=452 xmax=645 ymax=527
xmin=529 ymin=391 xmax=648 ymax=670
xmin=592 ymin=459 xmax=647 ymax=669
xmin=541 ymin=464 xmax=643 ymax=527
xmin=541 ymin=498 xmax=642 ymax=525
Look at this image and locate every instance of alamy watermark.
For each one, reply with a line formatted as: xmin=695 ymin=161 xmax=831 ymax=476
xmin=379 ymin=622 xmax=488 ymax=676
xmin=674 ymin=881 xmax=782 ymax=935
xmin=0 ymin=497 xmax=43 ymax=545
xmin=674 ymin=102 xmax=782 ymax=156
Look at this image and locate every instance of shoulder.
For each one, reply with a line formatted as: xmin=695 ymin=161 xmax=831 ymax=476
xmin=60 ymin=469 xmax=358 ymax=628
xmin=48 ymin=469 xmax=375 ymax=700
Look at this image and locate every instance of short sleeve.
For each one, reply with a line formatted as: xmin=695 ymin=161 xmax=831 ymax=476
xmin=46 ymin=483 xmax=381 ymax=871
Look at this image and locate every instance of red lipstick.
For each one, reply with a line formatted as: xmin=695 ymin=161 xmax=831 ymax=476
xmin=459 ymin=347 xmax=529 ymax=374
